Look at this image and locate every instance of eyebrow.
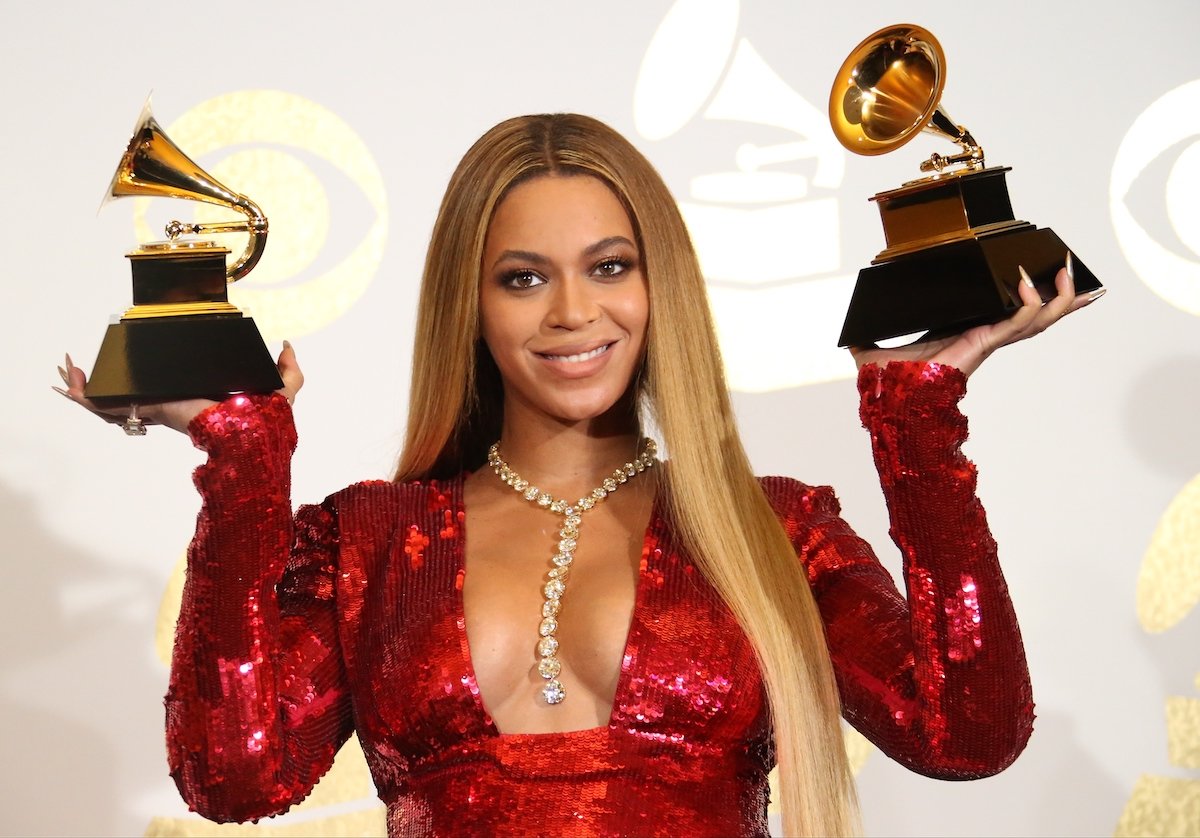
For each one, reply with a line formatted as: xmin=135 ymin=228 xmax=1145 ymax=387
xmin=490 ymin=236 xmax=637 ymax=271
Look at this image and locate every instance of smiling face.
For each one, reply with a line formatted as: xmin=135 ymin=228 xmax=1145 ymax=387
xmin=479 ymin=174 xmax=649 ymax=432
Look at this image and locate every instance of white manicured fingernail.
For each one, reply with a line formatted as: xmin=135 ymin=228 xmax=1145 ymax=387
xmin=1019 ymin=266 xmax=1034 ymax=289
xmin=1086 ymin=288 xmax=1106 ymax=302
xmin=1066 ymin=251 xmax=1076 ymax=284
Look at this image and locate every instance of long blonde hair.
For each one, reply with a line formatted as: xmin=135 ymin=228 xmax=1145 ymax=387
xmin=394 ymin=114 xmax=859 ymax=835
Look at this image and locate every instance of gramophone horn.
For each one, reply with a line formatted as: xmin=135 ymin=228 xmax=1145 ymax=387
xmin=828 ymin=24 xmax=982 ymax=171
xmin=102 ymin=99 xmax=268 ymax=280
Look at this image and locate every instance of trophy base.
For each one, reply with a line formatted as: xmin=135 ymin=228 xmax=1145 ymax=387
xmin=837 ymin=226 xmax=1103 ymax=347
xmin=84 ymin=314 xmax=284 ymax=406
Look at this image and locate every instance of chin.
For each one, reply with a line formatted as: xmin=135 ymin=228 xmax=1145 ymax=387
xmin=531 ymin=383 xmax=636 ymax=427
xmin=545 ymin=397 xmax=627 ymax=425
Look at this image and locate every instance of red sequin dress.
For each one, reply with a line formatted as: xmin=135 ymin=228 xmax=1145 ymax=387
xmin=166 ymin=361 xmax=1034 ymax=837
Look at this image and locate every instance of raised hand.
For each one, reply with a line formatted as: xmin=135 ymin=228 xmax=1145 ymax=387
xmin=53 ymin=341 xmax=304 ymax=435
xmin=848 ymin=255 xmax=1105 ymax=378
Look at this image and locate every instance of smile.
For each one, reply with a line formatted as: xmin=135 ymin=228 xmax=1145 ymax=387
xmin=539 ymin=343 xmax=613 ymax=364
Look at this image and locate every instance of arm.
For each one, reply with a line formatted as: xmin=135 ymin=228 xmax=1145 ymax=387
xmin=767 ymin=361 xmax=1033 ymax=778
xmin=164 ymin=393 xmax=354 ymax=821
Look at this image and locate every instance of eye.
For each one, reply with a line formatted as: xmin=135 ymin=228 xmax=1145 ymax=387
xmin=593 ymin=257 xmax=632 ymax=278
xmin=501 ymin=269 xmax=546 ymax=289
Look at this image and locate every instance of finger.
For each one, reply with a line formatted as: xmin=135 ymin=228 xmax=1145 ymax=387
xmin=62 ymin=353 xmax=90 ymax=400
xmin=1069 ymin=286 xmax=1107 ymax=313
xmin=54 ymin=387 xmax=127 ymax=426
xmin=1059 ymin=252 xmax=1107 ymax=314
xmin=1015 ymin=265 xmax=1043 ymax=309
xmin=1013 ymin=265 xmax=1072 ymax=336
xmin=963 ymin=266 xmax=1042 ymax=358
xmin=277 ymin=340 xmax=304 ymax=403
xmin=63 ymin=353 xmax=106 ymax=405
xmin=58 ymin=355 xmax=138 ymax=425
xmin=1026 ymin=265 xmax=1078 ymax=332
xmin=64 ymin=353 xmax=84 ymax=393
xmin=986 ymin=266 xmax=1042 ymax=343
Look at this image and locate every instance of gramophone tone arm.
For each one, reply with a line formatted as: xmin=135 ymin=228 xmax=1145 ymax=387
xmin=921 ymin=110 xmax=985 ymax=173
xmin=163 ymin=196 xmax=269 ymax=282
xmin=920 ymin=144 xmax=985 ymax=173
xmin=166 ymin=219 xmax=252 ymax=238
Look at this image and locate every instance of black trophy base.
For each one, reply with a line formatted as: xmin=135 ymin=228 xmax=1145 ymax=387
xmin=837 ymin=226 xmax=1103 ymax=347
xmin=84 ymin=315 xmax=284 ymax=406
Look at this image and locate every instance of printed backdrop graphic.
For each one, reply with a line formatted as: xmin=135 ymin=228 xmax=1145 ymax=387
xmin=1110 ymin=79 xmax=1200 ymax=317
xmin=3 ymin=2 xmax=1199 ymax=836
xmin=634 ymin=0 xmax=856 ymax=392
xmin=1110 ymin=77 xmax=1200 ymax=838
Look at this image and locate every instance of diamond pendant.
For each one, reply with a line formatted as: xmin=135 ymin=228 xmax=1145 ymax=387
xmin=543 ymin=679 xmax=566 ymax=704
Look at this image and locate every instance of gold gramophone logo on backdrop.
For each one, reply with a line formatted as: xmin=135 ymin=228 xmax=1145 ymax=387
xmin=634 ymin=0 xmax=856 ymax=393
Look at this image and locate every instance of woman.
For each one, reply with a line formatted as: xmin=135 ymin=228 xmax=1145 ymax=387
xmin=59 ymin=114 xmax=1101 ymax=837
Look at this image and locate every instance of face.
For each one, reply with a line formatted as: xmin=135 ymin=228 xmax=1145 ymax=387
xmin=479 ymin=174 xmax=649 ymax=430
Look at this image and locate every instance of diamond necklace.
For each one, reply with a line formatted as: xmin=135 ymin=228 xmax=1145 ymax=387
xmin=486 ymin=437 xmax=658 ymax=705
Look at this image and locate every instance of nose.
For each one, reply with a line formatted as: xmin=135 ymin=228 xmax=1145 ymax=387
xmin=545 ymin=276 xmax=600 ymax=330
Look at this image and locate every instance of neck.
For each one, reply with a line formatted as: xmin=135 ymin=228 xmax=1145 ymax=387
xmin=494 ymin=403 xmax=644 ymax=501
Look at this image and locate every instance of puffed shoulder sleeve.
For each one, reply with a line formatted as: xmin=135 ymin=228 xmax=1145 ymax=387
xmin=763 ymin=361 xmax=1034 ymax=779
xmin=165 ymin=393 xmax=354 ymax=822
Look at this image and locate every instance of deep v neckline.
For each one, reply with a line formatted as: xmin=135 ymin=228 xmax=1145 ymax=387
xmin=450 ymin=473 xmax=662 ymax=738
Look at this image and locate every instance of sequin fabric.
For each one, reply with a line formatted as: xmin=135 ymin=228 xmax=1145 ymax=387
xmin=166 ymin=361 xmax=1033 ymax=836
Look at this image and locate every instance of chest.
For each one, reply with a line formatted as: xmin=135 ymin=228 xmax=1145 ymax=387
xmin=461 ymin=490 xmax=650 ymax=732
xmin=333 ymin=480 xmax=769 ymax=757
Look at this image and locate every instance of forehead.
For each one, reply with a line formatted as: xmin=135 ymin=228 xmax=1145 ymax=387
xmin=485 ymin=174 xmax=635 ymax=252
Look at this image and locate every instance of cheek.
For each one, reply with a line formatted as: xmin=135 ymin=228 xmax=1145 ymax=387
xmin=479 ymin=304 xmax=540 ymax=387
xmin=619 ymin=289 xmax=650 ymax=348
xmin=478 ymin=295 xmax=519 ymax=353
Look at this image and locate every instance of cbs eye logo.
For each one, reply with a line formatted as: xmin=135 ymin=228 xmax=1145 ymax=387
xmin=132 ymin=90 xmax=389 ymax=340
xmin=1110 ymin=78 xmax=1200 ymax=317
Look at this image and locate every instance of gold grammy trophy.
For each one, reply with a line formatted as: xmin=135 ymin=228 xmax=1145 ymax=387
xmin=85 ymin=102 xmax=283 ymax=410
xmin=830 ymin=24 xmax=1103 ymax=346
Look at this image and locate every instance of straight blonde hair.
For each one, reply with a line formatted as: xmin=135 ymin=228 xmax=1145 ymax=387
xmin=395 ymin=114 xmax=859 ymax=836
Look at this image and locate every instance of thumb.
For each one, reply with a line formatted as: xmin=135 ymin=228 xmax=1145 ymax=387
xmin=277 ymin=340 xmax=305 ymax=401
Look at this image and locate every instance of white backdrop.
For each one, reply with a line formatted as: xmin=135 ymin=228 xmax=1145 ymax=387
xmin=3 ymin=1 xmax=1198 ymax=835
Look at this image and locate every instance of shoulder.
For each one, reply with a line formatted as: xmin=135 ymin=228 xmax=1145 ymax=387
xmin=756 ymin=475 xmax=841 ymax=520
xmin=302 ymin=477 xmax=463 ymax=572
xmin=325 ymin=476 xmax=462 ymax=520
xmin=755 ymin=476 xmax=871 ymax=582
xmin=320 ymin=476 xmax=463 ymax=537
xmin=327 ymin=476 xmax=455 ymax=504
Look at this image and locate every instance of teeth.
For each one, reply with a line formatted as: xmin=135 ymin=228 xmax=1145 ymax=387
xmin=545 ymin=344 xmax=609 ymax=364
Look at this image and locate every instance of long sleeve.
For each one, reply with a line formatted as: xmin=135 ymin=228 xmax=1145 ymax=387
xmin=165 ymin=393 xmax=354 ymax=822
xmin=766 ymin=361 xmax=1034 ymax=779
